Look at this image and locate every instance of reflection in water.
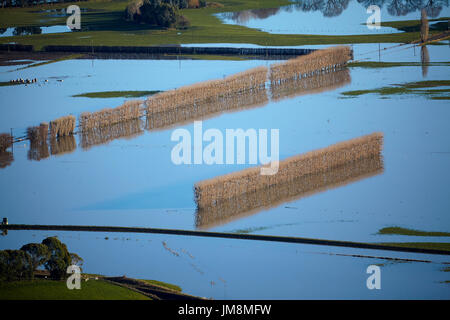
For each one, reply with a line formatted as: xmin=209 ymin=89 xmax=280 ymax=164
xmin=357 ymin=0 xmax=448 ymax=18
xmin=195 ymin=133 xmax=383 ymax=229
xmin=80 ymin=118 xmax=144 ymax=150
xmin=421 ymin=45 xmax=430 ymax=77
xmin=0 ymin=151 xmax=13 ymax=169
xmin=295 ymin=0 xmax=447 ymax=18
xmin=271 ymin=67 xmax=351 ymax=101
xmin=50 ymin=136 xmax=77 ymax=156
xmin=28 ymin=138 xmax=50 ymax=162
xmin=196 ymin=155 xmax=384 ymax=229
xmin=220 ymin=8 xmax=281 ymax=23
xmin=221 ymin=0 xmax=448 ymax=23
xmin=145 ymin=89 xmax=269 ymax=131
xmin=27 ymin=123 xmax=49 ymax=162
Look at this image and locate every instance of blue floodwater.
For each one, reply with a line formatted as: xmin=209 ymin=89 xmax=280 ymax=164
xmin=215 ymin=0 xmax=450 ymax=35
xmin=0 ymin=44 xmax=449 ymax=298
xmin=0 ymin=25 xmax=72 ymax=37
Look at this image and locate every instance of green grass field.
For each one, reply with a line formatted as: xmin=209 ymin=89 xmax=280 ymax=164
xmin=0 ymin=278 xmax=150 ymax=300
xmin=0 ymin=0 xmax=444 ymax=49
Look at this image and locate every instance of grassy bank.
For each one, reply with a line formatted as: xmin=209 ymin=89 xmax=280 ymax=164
xmin=379 ymin=227 xmax=450 ymax=237
xmin=341 ymin=80 xmax=450 ymax=100
xmin=73 ymin=90 xmax=160 ymax=98
xmin=0 ymin=0 xmax=439 ymax=49
xmin=379 ymin=242 xmax=450 ymax=252
xmin=348 ymin=61 xmax=450 ymax=68
xmin=142 ymin=279 xmax=182 ymax=292
xmin=0 ymin=278 xmax=150 ymax=300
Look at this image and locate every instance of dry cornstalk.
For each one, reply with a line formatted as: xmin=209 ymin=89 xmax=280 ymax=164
xmin=195 ymin=132 xmax=383 ymax=208
xmin=196 ymin=155 xmax=383 ymax=229
xmin=269 ymin=46 xmax=352 ymax=84
xmin=50 ymin=115 xmax=76 ymax=138
xmin=79 ymin=100 xmax=142 ymax=131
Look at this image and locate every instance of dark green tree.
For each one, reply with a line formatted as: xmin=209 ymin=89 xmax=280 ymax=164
xmin=125 ymin=0 xmax=191 ymax=28
xmin=42 ymin=237 xmax=72 ymax=280
xmin=0 ymin=250 xmax=33 ymax=281
xmin=140 ymin=1 xmax=179 ymax=28
xmin=20 ymin=243 xmax=50 ymax=274
xmin=0 ymin=250 xmax=9 ymax=281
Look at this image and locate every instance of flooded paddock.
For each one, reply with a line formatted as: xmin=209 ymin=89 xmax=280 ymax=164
xmin=1 ymin=39 xmax=449 ymax=298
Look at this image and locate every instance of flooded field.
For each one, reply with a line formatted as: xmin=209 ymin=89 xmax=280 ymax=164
xmin=0 ymin=0 xmax=449 ymax=299
xmin=1 ymin=39 xmax=449 ymax=298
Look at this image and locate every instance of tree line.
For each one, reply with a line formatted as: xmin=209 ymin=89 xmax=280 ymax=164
xmin=0 ymin=237 xmax=83 ymax=281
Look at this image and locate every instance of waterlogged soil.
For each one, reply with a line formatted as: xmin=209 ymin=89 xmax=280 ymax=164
xmin=0 ymin=42 xmax=449 ymax=299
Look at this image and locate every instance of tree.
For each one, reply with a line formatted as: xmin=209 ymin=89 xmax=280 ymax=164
xmin=42 ymin=237 xmax=72 ymax=280
xmin=420 ymin=8 xmax=429 ymax=42
xmin=140 ymin=1 xmax=179 ymax=28
xmin=70 ymin=252 xmax=84 ymax=272
xmin=0 ymin=250 xmax=33 ymax=281
xmin=20 ymin=243 xmax=50 ymax=274
xmin=125 ymin=0 xmax=191 ymax=29
xmin=0 ymin=250 xmax=9 ymax=281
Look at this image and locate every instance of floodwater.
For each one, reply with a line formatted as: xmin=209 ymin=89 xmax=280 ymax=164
xmin=0 ymin=25 xmax=72 ymax=37
xmin=1 ymin=42 xmax=449 ymax=298
xmin=216 ymin=0 xmax=450 ymax=35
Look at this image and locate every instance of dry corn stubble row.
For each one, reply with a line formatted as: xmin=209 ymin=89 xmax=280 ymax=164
xmin=196 ymin=155 xmax=384 ymax=229
xmin=79 ymin=100 xmax=142 ymax=131
xmin=271 ymin=68 xmax=351 ymax=102
xmin=146 ymin=66 xmax=268 ymax=114
xmin=0 ymin=133 xmax=13 ymax=152
xmin=195 ymin=132 xmax=383 ymax=208
xmin=80 ymin=118 xmax=144 ymax=150
xmin=146 ymin=88 xmax=269 ymax=131
xmin=269 ymin=46 xmax=352 ymax=84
